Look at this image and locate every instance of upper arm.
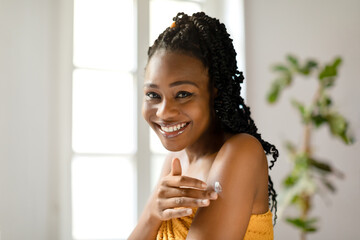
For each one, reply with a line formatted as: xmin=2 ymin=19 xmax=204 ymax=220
xmin=187 ymin=134 xmax=268 ymax=240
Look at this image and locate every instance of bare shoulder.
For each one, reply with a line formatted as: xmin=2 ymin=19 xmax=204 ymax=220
xmin=220 ymin=133 xmax=265 ymax=159
xmin=208 ymin=133 xmax=268 ymax=196
xmin=216 ymin=133 xmax=267 ymax=170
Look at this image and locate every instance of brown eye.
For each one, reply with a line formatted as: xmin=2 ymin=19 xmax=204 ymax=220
xmin=146 ymin=92 xmax=161 ymax=100
xmin=176 ymin=91 xmax=193 ymax=98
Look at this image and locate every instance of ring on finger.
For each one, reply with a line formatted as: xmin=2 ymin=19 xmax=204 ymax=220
xmin=175 ymin=198 xmax=183 ymax=204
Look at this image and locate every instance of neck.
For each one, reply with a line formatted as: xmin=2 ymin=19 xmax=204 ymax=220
xmin=185 ymin=122 xmax=227 ymax=163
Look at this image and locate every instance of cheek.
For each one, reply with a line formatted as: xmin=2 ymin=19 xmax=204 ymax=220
xmin=142 ymin=101 xmax=151 ymax=121
xmin=186 ymin=99 xmax=211 ymax=123
xmin=142 ymin=101 xmax=158 ymax=123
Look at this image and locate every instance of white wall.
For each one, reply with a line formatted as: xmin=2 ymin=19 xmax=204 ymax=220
xmin=0 ymin=0 xmax=62 ymax=239
xmin=244 ymin=0 xmax=360 ymax=239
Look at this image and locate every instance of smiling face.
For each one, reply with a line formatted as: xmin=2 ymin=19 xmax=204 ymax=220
xmin=142 ymin=50 xmax=213 ymax=151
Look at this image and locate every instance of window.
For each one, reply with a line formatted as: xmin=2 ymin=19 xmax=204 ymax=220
xmin=71 ymin=0 xmax=136 ymax=239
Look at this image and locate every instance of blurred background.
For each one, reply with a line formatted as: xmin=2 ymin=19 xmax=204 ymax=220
xmin=0 ymin=0 xmax=359 ymax=239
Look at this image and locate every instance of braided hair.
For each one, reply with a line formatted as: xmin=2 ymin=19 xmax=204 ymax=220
xmin=148 ymin=12 xmax=279 ymax=224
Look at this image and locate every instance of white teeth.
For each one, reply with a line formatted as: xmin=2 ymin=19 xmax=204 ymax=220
xmin=161 ymin=123 xmax=187 ymax=133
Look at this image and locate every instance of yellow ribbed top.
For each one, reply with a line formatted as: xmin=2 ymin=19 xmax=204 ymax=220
xmin=156 ymin=209 xmax=273 ymax=240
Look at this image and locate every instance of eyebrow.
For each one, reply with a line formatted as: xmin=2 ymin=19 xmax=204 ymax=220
xmin=144 ymin=80 xmax=199 ymax=88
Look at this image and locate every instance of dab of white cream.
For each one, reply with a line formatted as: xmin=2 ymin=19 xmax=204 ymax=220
xmin=214 ymin=181 xmax=222 ymax=193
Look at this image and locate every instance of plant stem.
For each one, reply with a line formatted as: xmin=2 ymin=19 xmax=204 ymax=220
xmin=299 ymin=83 xmax=322 ymax=240
xmin=300 ymin=193 xmax=311 ymax=240
xmin=302 ymin=124 xmax=312 ymax=154
xmin=299 ymin=123 xmax=312 ymax=240
xmin=301 ymin=231 xmax=306 ymax=240
xmin=301 ymin=230 xmax=306 ymax=240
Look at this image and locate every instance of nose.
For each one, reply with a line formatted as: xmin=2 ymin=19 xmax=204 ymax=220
xmin=156 ymin=98 xmax=179 ymax=120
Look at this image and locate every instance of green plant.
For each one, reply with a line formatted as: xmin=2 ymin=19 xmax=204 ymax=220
xmin=267 ymin=55 xmax=354 ymax=240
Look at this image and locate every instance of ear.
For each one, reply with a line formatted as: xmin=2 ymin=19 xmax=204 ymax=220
xmin=171 ymin=158 xmax=182 ymax=176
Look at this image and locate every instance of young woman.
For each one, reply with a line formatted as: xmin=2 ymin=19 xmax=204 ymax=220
xmin=129 ymin=12 xmax=278 ymax=240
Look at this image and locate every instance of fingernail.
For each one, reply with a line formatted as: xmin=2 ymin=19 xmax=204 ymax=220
xmin=201 ymin=183 xmax=207 ymax=189
xmin=201 ymin=199 xmax=209 ymax=205
xmin=210 ymin=192 xmax=218 ymax=199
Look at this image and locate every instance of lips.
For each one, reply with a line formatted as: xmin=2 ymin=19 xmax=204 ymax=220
xmin=156 ymin=122 xmax=190 ymax=138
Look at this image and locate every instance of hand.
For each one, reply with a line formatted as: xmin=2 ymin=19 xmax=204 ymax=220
xmin=153 ymin=158 xmax=218 ymax=221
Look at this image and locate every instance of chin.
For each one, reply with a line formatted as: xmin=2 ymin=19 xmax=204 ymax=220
xmin=159 ymin=138 xmax=186 ymax=152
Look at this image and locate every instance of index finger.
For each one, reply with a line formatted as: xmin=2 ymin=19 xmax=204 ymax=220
xmin=163 ymin=175 xmax=208 ymax=190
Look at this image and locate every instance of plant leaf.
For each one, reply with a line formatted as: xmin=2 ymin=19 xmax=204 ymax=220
xmin=292 ymin=100 xmax=310 ymax=123
xmin=311 ymin=114 xmax=328 ymax=127
xmin=299 ymin=60 xmax=318 ymax=75
xmin=286 ymin=217 xmax=318 ymax=232
xmin=332 ymin=57 xmax=342 ymax=68
xmin=272 ymin=64 xmax=290 ymax=73
xmin=283 ymin=175 xmax=299 ymax=188
xmin=318 ymin=58 xmax=342 ymax=82
xmin=322 ymin=179 xmax=336 ymax=193
xmin=267 ymin=76 xmax=292 ymax=103
xmin=309 ymin=158 xmax=333 ymax=173
xmin=267 ymin=81 xmax=280 ymax=103
xmin=294 ymin=153 xmax=311 ymax=172
xmin=316 ymin=94 xmax=332 ymax=113
xmin=277 ymin=172 xmax=316 ymax=219
xmin=287 ymin=55 xmax=300 ymax=71
xmin=323 ymin=77 xmax=336 ymax=88
xmin=326 ymin=112 xmax=353 ymax=144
